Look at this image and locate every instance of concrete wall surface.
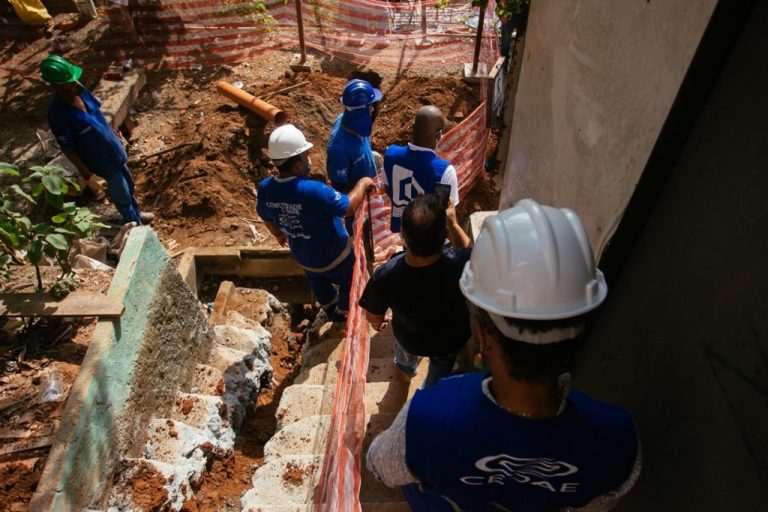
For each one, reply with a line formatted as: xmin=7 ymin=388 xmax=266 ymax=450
xmin=29 ymin=227 xmax=211 ymax=511
xmin=575 ymin=3 xmax=768 ymax=510
xmin=499 ymin=0 xmax=717 ymax=255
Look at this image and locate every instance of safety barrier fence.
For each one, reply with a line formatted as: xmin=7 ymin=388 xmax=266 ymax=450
xmin=1 ymin=0 xmax=498 ymax=73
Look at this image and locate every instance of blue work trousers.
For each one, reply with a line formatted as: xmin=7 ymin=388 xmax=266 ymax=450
xmin=304 ymin=250 xmax=355 ymax=317
xmin=102 ymin=164 xmax=141 ymax=225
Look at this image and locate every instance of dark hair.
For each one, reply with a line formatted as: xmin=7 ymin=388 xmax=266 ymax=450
xmin=471 ymin=306 xmax=586 ymax=383
xmin=402 ymin=194 xmax=447 ymax=257
xmin=275 ymin=153 xmax=303 ymax=174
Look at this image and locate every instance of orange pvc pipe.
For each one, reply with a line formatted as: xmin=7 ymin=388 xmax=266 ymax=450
xmin=215 ymin=80 xmax=287 ymax=125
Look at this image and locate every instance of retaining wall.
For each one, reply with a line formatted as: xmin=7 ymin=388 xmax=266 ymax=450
xmin=29 ymin=227 xmax=211 ymax=511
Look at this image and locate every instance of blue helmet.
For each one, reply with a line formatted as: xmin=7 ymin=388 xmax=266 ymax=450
xmin=340 ymin=79 xmax=382 ymax=109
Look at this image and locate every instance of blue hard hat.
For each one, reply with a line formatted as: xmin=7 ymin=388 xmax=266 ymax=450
xmin=340 ymin=79 xmax=382 ymax=108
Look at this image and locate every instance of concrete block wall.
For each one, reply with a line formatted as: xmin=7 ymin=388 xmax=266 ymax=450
xmin=29 ymin=227 xmax=211 ymax=511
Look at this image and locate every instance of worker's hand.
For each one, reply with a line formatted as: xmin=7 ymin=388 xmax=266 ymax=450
xmin=446 ymin=200 xmax=458 ymax=224
xmin=87 ymin=175 xmax=107 ymax=201
xmin=371 ymin=319 xmax=388 ymax=332
xmin=360 ymin=177 xmax=376 ymax=192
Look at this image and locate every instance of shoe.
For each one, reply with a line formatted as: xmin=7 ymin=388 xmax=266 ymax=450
xmin=139 ymin=212 xmax=155 ymax=224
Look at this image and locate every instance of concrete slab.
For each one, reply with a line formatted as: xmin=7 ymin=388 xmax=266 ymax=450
xmin=210 ymin=280 xmax=236 ymax=326
xmin=213 ymin=324 xmax=272 ymax=355
xmin=29 ymin=228 xmax=211 ymax=512
xmin=241 ymin=454 xmax=323 ymax=509
xmin=170 ymin=393 xmax=231 ymax=436
xmin=263 ymin=415 xmax=330 ymax=461
xmin=276 ymin=382 xmax=418 ymax=427
xmin=295 ymin=357 xmax=427 ymax=385
xmin=92 ymin=69 xmax=147 ymax=130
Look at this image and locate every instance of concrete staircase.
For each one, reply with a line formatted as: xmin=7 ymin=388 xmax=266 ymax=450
xmin=241 ymin=327 xmax=426 ymax=511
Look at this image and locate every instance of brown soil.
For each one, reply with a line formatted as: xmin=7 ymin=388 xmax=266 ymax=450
xmin=127 ymin=460 xmax=171 ymax=512
xmin=282 ymin=461 xmax=316 ymax=487
xmin=0 ymin=459 xmax=44 ymax=512
xmin=129 ymin=64 xmax=486 ymax=250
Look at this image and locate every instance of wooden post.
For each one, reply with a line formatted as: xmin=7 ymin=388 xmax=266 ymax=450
xmin=295 ymin=0 xmax=306 ymax=63
xmin=472 ymin=2 xmax=487 ymax=75
xmin=421 ymin=0 xmax=427 ymax=39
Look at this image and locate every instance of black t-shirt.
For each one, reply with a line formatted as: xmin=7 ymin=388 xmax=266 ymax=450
xmin=359 ymin=247 xmax=472 ymax=356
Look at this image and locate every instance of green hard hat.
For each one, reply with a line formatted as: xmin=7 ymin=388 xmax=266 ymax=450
xmin=40 ymin=55 xmax=82 ymax=84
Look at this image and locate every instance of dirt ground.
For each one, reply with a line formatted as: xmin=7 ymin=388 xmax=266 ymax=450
xmin=0 ymin=268 xmax=113 ymax=512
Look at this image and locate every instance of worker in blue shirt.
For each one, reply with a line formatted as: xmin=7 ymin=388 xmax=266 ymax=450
xmin=383 ymin=105 xmax=459 ymax=233
xmin=327 ymin=79 xmax=381 ymax=194
xmin=257 ymin=124 xmax=374 ymax=322
xmin=40 ymin=55 xmax=150 ymax=225
xmin=368 ymin=199 xmax=641 ymax=511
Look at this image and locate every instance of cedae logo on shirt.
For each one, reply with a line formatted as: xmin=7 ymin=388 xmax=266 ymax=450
xmin=392 ymin=164 xmax=424 ymax=206
xmin=459 ymin=454 xmax=579 ymax=493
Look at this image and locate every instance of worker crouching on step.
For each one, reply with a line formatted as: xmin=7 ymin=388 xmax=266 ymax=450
xmin=41 ymin=55 xmax=152 ymax=226
xmin=257 ymin=124 xmax=374 ymax=323
xmin=367 ymin=199 xmax=641 ymax=510
xmin=359 ymin=193 xmax=472 ymax=388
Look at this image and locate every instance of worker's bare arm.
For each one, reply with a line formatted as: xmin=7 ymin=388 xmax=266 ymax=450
xmin=62 ymin=149 xmax=94 ymax=180
xmin=364 ymin=310 xmax=388 ymax=331
xmin=446 ymin=201 xmax=471 ymax=249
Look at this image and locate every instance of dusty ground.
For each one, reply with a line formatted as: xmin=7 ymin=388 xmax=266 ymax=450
xmin=0 ymin=267 xmax=113 ymax=512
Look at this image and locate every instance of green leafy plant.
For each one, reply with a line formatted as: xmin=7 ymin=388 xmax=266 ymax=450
xmin=436 ymin=0 xmax=452 ymax=9
xmin=0 ymin=162 xmax=107 ymax=295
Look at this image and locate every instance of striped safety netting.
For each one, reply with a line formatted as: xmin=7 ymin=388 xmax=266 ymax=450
xmin=2 ymin=0 xmax=499 ymax=74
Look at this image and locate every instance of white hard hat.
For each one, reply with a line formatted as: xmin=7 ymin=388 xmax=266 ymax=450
xmin=460 ymin=199 xmax=608 ymax=344
xmin=268 ymin=124 xmax=313 ymax=162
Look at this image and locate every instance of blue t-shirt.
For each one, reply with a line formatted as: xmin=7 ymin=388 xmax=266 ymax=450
xmin=358 ymin=246 xmax=471 ymax=356
xmin=48 ymin=88 xmax=127 ymax=177
xmin=404 ymin=372 xmax=639 ymax=511
xmin=383 ymin=143 xmax=458 ymax=233
xmin=256 ymin=175 xmax=351 ymax=271
xmin=326 ymin=114 xmax=376 ymax=189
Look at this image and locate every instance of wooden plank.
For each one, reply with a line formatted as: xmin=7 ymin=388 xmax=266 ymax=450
xmin=0 ymin=436 xmax=54 ymax=456
xmin=0 ymin=292 xmax=123 ymax=318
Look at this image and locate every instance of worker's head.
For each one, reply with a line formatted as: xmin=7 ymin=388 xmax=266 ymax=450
xmin=412 ymin=105 xmax=445 ymax=150
xmin=40 ymin=55 xmax=83 ymax=97
xmin=460 ymin=199 xmax=608 ymax=382
xmin=268 ymin=124 xmax=314 ymax=176
xmin=401 ymin=193 xmax=447 ymax=258
xmin=340 ymin=79 xmax=382 ymax=137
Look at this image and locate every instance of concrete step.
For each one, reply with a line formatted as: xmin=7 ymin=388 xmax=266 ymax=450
xmin=212 ymin=323 xmax=271 ymax=357
xmin=263 ymin=413 xmax=398 ymax=462
xmin=107 ymin=457 xmax=191 ymax=511
xmin=144 ymin=418 xmax=229 ymax=486
xmin=295 ymin=356 xmax=428 ymax=385
xmin=240 ymin=454 xmax=323 ymax=509
xmin=301 ymin=332 xmax=396 ymax=370
xmin=276 ymin=382 xmax=419 ymax=427
xmin=170 ymin=392 xmax=234 ymax=446
xmin=263 ymin=415 xmax=330 ymax=461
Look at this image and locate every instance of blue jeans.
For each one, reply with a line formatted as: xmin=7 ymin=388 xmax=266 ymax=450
xmin=394 ymin=340 xmax=457 ymax=388
xmin=103 ymin=164 xmax=141 ymax=225
xmin=304 ymin=250 xmax=355 ymax=318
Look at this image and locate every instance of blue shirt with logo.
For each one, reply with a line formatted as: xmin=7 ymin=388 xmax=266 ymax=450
xmin=256 ymin=175 xmax=350 ymax=270
xmin=326 ymin=114 xmax=376 ymax=189
xmin=48 ymin=88 xmax=127 ymax=177
xmin=383 ymin=143 xmax=458 ymax=233
xmin=403 ymin=372 xmax=639 ymax=511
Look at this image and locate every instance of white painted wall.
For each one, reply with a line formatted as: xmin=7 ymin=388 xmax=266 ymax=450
xmin=500 ymin=0 xmax=717 ymax=255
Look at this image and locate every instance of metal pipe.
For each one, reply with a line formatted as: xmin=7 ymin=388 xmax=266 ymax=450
xmin=472 ymin=3 xmax=487 ymax=74
xmin=295 ymin=0 xmax=306 ymax=62
xmin=215 ymin=80 xmax=287 ymax=125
